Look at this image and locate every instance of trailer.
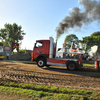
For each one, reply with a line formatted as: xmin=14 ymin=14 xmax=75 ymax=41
xmin=31 ymin=37 xmax=83 ymax=70
xmin=56 ymin=47 xmax=86 ymax=59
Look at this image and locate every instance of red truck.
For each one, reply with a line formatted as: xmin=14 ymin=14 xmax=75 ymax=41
xmin=31 ymin=37 xmax=83 ymax=70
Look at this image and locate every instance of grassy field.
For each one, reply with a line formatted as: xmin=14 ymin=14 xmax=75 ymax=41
xmin=4 ymin=60 xmax=95 ymax=66
xmin=0 ymin=81 xmax=100 ymax=100
xmin=1 ymin=60 xmax=98 ymax=99
xmin=3 ymin=60 xmax=36 ymax=64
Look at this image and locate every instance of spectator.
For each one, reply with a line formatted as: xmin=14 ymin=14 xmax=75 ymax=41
xmin=6 ymin=53 xmax=9 ymax=60
xmin=77 ymin=55 xmax=79 ymax=59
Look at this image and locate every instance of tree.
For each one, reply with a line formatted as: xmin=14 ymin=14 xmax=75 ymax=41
xmin=64 ymin=34 xmax=79 ymax=49
xmin=82 ymin=31 xmax=100 ymax=54
xmin=0 ymin=23 xmax=26 ymax=46
xmin=91 ymin=31 xmax=100 ymax=36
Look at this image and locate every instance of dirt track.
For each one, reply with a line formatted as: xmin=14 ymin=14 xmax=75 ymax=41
xmin=0 ymin=61 xmax=100 ymax=91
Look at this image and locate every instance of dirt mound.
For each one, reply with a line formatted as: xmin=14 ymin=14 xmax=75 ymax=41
xmin=9 ymin=53 xmax=31 ymax=61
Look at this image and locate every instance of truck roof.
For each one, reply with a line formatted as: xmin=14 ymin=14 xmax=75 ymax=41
xmin=36 ymin=40 xmax=50 ymax=42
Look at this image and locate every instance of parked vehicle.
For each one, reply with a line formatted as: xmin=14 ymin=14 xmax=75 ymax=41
xmin=0 ymin=43 xmax=4 ymax=60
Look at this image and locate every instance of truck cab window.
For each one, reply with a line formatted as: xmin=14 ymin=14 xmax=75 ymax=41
xmin=35 ymin=42 xmax=43 ymax=48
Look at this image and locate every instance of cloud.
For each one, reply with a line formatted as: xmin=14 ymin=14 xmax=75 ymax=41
xmin=68 ymin=8 xmax=72 ymax=10
xmin=78 ymin=0 xmax=81 ymax=4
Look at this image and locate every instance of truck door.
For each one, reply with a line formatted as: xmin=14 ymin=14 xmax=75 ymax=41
xmin=33 ymin=41 xmax=43 ymax=59
xmin=32 ymin=40 xmax=50 ymax=61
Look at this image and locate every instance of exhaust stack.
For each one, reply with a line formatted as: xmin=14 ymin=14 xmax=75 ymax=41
xmin=49 ymin=37 xmax=54 ymax=58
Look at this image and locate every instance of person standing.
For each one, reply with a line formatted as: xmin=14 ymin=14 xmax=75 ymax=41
xmin=6 ymin=53 xmax=9 ymax=60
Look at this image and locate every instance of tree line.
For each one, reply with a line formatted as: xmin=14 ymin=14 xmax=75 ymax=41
xmin=0 ymin=23 xmax=100 ymax=54
xmin=64 ymin=31 xmax=100 ymax=54
xmin=0 ymin=23 xmax=26 ymax=47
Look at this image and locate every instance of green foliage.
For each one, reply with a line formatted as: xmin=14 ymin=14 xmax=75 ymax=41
xmin=0 ymin=23 xmax=26 ymax=46
xmin=91 ymin=31 xmax=100 ymax=36
xmin=64 ymin=34 xmax=79 ymax=49
xmin=83 ymin=63 xmax=95 ymax=67
xmin=19 ymin=49 xmax=26 ymax=53
xmin=0 ymin=81 xmax=100 ymax=100
xmin=82 ymin=31 xmax=100 ymax=54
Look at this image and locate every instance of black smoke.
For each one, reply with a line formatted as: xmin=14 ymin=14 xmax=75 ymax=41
xmin=56 ymin=0 xmax=100 ymax=41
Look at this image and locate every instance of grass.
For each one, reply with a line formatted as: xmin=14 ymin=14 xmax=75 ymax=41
xmin=3 ymin=59 xmax=36 ymax=64
xmin=4 ymin=59 xmax=95 ymax=66
xmin=83 ymin=63 xmax=95 ymax=67
xmin=0 ymin=81 xmax=100 ymax=100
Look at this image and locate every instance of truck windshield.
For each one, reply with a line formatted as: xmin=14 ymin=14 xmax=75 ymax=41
xmin=35 ymin=42 xmax=43 ymax=48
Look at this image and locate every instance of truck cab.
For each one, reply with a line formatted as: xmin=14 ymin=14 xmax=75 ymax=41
xmin=32 ymin=40 xmax=50 ymax=60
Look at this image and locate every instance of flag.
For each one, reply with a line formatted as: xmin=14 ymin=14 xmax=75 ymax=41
xmin=63 ymin=42 xmax=65 ymax=47
xmin=70 ymin=42 xmax=73 ymax=49
xmin=78 ymin=43 xmax=81 ymax=49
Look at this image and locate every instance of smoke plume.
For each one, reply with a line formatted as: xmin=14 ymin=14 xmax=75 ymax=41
xmin=56 ymin=0 xmax=100 ymax=41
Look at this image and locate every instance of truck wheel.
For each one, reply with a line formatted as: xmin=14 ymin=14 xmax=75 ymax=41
xmin=67 ymin=62 xmax=76 ymax=71
xmin=37 ymin=58 xmax=45 ymax=67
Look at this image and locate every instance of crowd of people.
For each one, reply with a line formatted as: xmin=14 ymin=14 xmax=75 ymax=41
xmin=66 ymin=54 xmax=84 ymax=59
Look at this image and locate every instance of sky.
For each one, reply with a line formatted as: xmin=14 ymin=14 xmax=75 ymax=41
xmin=0 ymin=0 xmax=100 ymax=50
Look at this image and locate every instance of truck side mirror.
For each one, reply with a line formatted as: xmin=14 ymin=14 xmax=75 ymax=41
xmin=34 ymin=43 xmax=36 ymax=47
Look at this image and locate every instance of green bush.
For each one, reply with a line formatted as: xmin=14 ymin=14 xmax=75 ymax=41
xmin=19 ymin=49 xmax=26 ymax=53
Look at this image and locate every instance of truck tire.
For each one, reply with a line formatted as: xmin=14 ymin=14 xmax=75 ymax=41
xmin=37 ymin=58 xmax=45 ymax=67
xmin=67 ymin=62 xmax=76 ymax=71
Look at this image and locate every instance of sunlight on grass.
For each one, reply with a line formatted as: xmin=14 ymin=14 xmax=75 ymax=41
xmin=0 ymin=81 xmax=100 ymax=100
